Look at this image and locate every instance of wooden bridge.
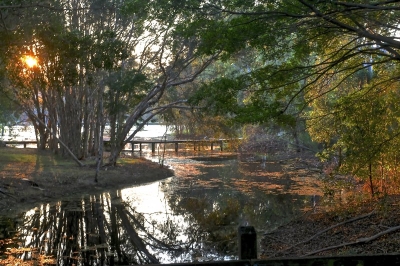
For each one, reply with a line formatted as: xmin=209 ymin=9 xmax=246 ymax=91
xmin=1 ymin=139 xmax=238 ymax=153
xmin=128 ymin=139 xmax=236 ymax=153
xmin=1 ymin=140 xmax=37 ymax=148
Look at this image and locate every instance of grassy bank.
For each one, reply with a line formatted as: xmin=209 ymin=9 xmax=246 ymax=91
xmin=0 ymin=147 xmax=174 ymax=216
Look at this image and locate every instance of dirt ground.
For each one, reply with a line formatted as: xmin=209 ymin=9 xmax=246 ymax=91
xmin=0 ymin=147 xmax=174 ymax=216
xmin=260 ymin=195 xmax=400 ymax=258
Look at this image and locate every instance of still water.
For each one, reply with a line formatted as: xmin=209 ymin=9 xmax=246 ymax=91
xmin=0 ymin=148 xmax=322 ymax=265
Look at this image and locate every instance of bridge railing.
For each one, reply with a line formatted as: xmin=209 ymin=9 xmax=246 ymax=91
xmin=1 ymin=139 xmax=238 ymax=152
xmin=1 ymin=140 xmax=38 ymax=148
xmin=127 ymin=139 xmax=233 ymax=153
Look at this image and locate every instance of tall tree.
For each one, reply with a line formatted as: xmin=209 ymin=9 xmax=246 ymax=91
xmin=104 ymin=0 xmax=220 ymax=165
xmin=185 ymin=1 xmax=400 ymax=185
xmin=2 ymin=0 xmax=144 ymax=161
xmin=1 ymin=0 xmax=221 ymax=169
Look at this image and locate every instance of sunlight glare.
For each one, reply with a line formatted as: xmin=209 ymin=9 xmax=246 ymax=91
xmin=23 ymin=55 xmax=38 ymax=68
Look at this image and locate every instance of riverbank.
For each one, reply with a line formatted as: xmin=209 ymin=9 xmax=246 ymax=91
xmin=2 ymin=146 xmax=397 ymax=259
xmin=0 ymin=147 xmax=174 ymax=216
xmin=260 ymin=192 xmax=400 ymax=258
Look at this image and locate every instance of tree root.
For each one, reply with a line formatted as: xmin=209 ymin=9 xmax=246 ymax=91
xmin=303 ymin=224 xmax=400 ymax=257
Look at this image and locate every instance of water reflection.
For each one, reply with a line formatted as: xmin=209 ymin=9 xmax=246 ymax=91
xmin=152 ymin=152 xmax=321 ymax=230
xmin=1 ymin=189 xmax=191 ymax=265
xmin=0 ymin=152 xmax=322 ymax=265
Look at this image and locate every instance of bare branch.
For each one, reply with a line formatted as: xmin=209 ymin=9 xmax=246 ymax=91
xmin=298 ymin=0 xmax=400 ymax=52
xmin=278 ymin=210 xmax=376 ymax=256
xmin=303 ymin=224 xmax=400 ymax=257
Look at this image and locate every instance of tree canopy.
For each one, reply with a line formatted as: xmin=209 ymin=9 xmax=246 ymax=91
xmin=185 ymin=0 xmax=400 ymax=193
xmin=1 ymin=0 xmax=400 ymax=191
xmin=0 ymin=0 xmax=220 ymax=168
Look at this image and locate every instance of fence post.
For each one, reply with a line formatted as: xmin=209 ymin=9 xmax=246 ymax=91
xmin=238 ymin=226 xmax=257 ymax=260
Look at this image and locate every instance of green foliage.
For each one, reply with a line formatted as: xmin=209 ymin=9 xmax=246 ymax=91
xmin=181 ymin=0 xmax=400 ymax=193
xmin=189 ymin=66 xmax=298 ymax=127
xmin=307 ymin=61 xmax=400 ymax=192
xmin=92 ymin=30 xmax=130 ymax=70
xmin=105 ymin=68 xmax=149 ymax=116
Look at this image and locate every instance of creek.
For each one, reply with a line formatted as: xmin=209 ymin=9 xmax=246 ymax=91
xmin=0 ymin=147 xmax=323 ymax=265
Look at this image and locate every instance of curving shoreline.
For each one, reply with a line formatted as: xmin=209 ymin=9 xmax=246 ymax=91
xmin=0 ymin=147 xmax=174 ymax=216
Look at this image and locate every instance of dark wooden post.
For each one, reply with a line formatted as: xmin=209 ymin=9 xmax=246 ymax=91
xmin=220 ymin=140 xmax=224 ymax=151
xmin=107 ymin=253 xmax=115 ymax=266
xmin=175 ymin=142 xmax=179 ymax=152
xmin=238 ymin=226 xmax=257 ymax=260
xmin=151 ymin=142 xmax=156 ymax=153
xmin=131 ymin=142 xmax=134 ymax=153
xmin=211 ymin=142 xmax=214 ymax=151
xmin=139 ymin=143 xmax=142 ymax=152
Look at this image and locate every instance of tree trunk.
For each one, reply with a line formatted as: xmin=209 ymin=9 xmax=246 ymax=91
xmin=94 ymin=85 xmax=105 ymax=182
xmin=27 ymin=111 xmax=48 ymax=150
xmin=29 ymin=111 xmax=85 ymax=167
xmin=57 ymin=87 xmax=84 ymax=158
xmin=369 ymin=162 xmax=374 ymax=196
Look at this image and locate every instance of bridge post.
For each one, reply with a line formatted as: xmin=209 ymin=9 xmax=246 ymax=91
xmin=175 ymin=143 xmax=178 ymax=152
xmin=238 ymin=226 xmax=257 ymax=260
xmin=131 ymin=142 xmax=134 ymax=153
xmin=211 ymin=142 xmax=214 ymax=151
xmin=220 ymin=140 xmax=223 ymax=151
xmin=151 ymin=143 xmax=156 ymax=153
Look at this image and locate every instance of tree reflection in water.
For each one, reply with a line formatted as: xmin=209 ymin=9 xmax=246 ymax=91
xmin=0 ymin=190 xmax=208 ymax=265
